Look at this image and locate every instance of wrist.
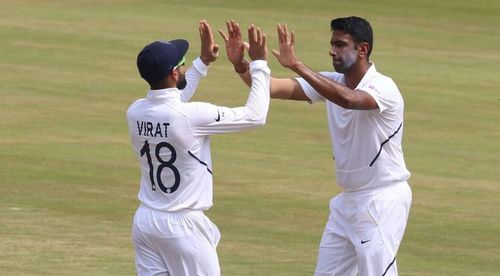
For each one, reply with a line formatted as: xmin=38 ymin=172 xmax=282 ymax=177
xmin=200 ymin=56 xmax=211 ymax=66
xmin=289 ymin=60 xmax=303 ymax=72
xmin=234 ymin=61 xmax=249 ymax=73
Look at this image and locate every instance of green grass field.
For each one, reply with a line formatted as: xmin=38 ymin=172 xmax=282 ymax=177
xmin=1 ymin=0 xmax=499 ymax=275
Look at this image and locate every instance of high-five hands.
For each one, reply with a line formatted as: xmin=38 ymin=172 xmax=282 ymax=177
xmin=272 ymin=23 xmax=299 ymax=69
xmin=219 ymin=20 xmax=267 ymax=73
xmin=218 ymin=20 xmax=249 ymax=72
xmin=247 ymin=24 xmax=267 ymax=61
xmin=199 ymin=20 xmax=219 ymax=65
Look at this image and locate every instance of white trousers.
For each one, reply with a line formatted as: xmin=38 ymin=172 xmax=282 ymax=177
xmin=132 ymin=205 xmax=221 ymax=276
xmin=315 ymin=181 xmax=412 ymax=276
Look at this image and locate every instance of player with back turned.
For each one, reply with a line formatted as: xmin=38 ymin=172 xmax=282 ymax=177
xmin=126 ymin=20 xmax=270 ymax=276
xmin=221 ymin=17 xmax=412 ymax=276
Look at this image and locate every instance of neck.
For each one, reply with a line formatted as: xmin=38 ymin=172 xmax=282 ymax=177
xmin=150 ymin=84 xmax=170 ymax=90
xmin=345 ymin=60 xmax=371 ymax=89
xmin=150 ymin=82 xmax=173 ymax=90
xmin=149 ymin=75 xmax=176 ymax=90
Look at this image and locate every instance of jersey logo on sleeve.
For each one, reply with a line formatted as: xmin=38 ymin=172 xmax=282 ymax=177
xmin=215 ymin=109 xmax=221 ymax=122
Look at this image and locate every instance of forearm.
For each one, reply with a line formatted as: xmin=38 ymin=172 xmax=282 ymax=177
xmin=233 ymin=60 xmax=252 ymax=87
xmin=181 ymin=57 xmax=209 ymax=102
xmin=193 ymin=60 xmax=270 ymax=135
xmin=237 ymin=70 xmax=252 ymax=87
xmin=290 ymin=62 xmax=355 ymax=108
xmin=244 ymin=60 xmax=271 ymax=122
xmin=269 ymin=78 xmax=294 ymax=99
xmin=235 ymin=73 xmax=297 ymax=101
xmin=233 ymin=59 xmax=297 ymax=100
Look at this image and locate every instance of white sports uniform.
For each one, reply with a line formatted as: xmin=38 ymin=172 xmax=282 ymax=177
xmin=127 ymin=58 xmax=270 ymax=276
xmin=297 ymin=64 xmax=412 ymax=276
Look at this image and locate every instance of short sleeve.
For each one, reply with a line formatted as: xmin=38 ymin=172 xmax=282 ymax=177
xmin=359 ymin=76 xmax=402 ymax=114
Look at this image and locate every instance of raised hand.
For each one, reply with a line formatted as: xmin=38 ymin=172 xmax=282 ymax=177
xmin=272 ymin=23 xmax=299 ymax=68
xmin=219 ymin=20 xmax=249 ymax=72
xmin=199 ymin=20 xmax=219 ymax=65
xmin=247 ymin=24 xmax=267 ymax=61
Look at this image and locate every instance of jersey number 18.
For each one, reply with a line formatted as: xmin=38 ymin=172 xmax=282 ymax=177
xmin=140 ymin=140 xmax=180 ymax=194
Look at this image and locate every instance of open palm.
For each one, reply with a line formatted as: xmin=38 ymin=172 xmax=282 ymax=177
xmin=219 ymin=20 xmax=248 ymax=66
xmin=199 ymin=20 xmax=219 ymax=65
xmin=272 ymin=23 xmax=299 ymax=69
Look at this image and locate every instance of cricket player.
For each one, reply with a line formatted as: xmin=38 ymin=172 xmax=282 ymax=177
xmin=126 ymin=20 xmax=269 ymax=276
xmin=221 ymin=17 xmax=412 ymax=276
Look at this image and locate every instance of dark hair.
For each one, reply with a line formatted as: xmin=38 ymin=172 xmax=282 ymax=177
xmin=330 ymin=16 xmax=373 ymax=57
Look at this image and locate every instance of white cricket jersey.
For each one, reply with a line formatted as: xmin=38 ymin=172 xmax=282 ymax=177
xmin=127 ymin=59 xmax=270 ymax=212
xmin=297 ymin=64 xmax=410 ymax=192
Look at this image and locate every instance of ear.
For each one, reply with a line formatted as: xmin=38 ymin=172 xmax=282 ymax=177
xmin=169 ymin=69 xmax=179 ymax=82
xmin=358 ymin=42 xmax=370 ymax=58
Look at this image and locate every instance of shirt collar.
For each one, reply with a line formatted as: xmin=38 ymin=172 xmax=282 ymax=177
xmin=356 ymin=63 xmax=377 ymax=89
xmin=146 ymin=88 xmax=182 ymax=100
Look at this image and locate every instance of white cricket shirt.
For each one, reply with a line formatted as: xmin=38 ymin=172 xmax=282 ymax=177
xmin=297 ymin=64 xmax=411 ymax=192
xmin=127 ymin=59 xmax=270 ymax=211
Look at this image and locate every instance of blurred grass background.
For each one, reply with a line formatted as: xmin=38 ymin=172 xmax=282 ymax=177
xmin=0 ymin=0 xmax=499 ymax=275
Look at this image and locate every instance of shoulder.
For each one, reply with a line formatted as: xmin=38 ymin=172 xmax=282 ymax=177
xmin=183 ymin=101 xmax=219 ymax=118
xmin=363 ymin=71 xmax=401 ymax=98
xmin=126 ymin=98 xmax=146 ymax=115
xmin=374 ymin=72 xmax=398 ymax=90
xmin=182 ymin=101 xmax=221 ymax=127
xmin=129 ymin=98 xmax=145 ymax=106
xmin=361 ymin=70 xmax=404 ymax=113
xmin=185 ymin=101 xmax=217 ymax=111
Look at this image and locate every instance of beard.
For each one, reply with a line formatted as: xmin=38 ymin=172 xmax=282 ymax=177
xmin=176 ymin=74 xmax=187 ymax=90
xmin=332 ymin=50 xmax=357 ymax=74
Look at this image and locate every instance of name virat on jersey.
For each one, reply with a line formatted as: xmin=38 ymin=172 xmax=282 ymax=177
xmin=136 ymin=121 xmax=170 ymax=138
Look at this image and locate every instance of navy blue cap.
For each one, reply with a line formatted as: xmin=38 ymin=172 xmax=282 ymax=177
xmin=137 ymin=39 xmax=189 ymax=84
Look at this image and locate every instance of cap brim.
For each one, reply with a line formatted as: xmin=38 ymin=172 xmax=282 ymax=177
xmin=169 ymin=39 xmax=189 ymax=65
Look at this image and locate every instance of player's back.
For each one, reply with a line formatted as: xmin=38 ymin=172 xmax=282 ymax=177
xmin=127 ymin=89 xmax=215 ymax=212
